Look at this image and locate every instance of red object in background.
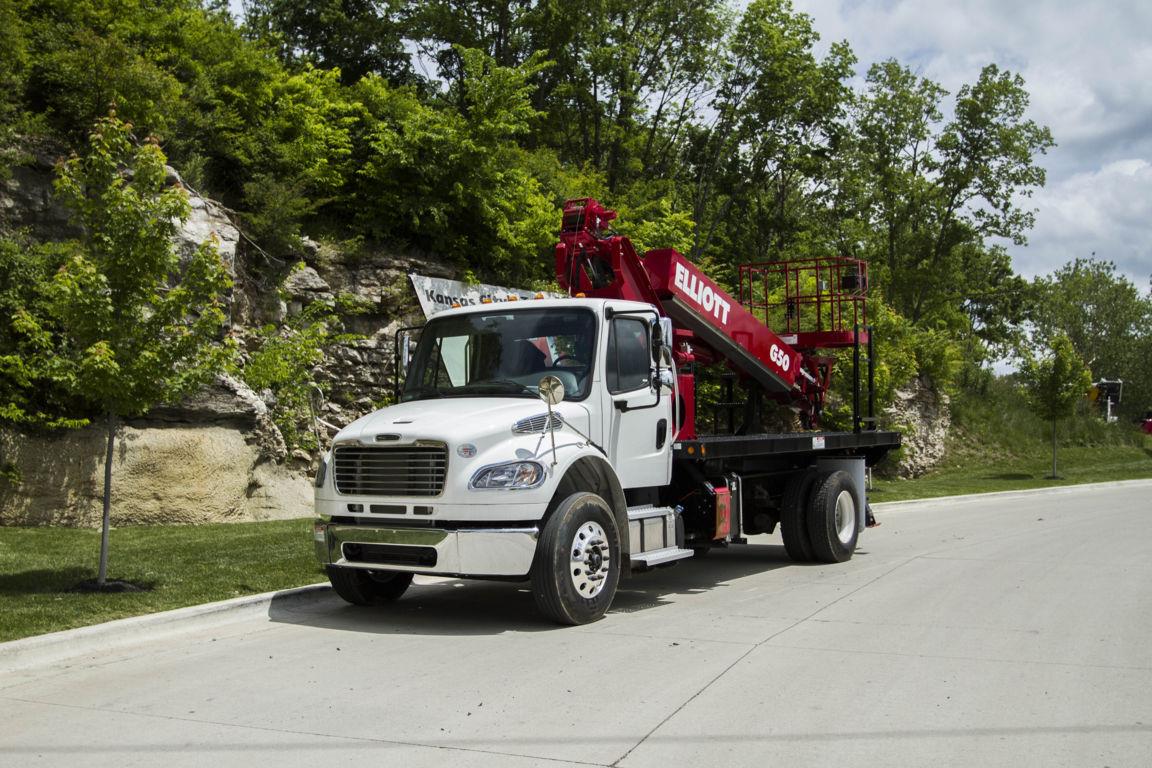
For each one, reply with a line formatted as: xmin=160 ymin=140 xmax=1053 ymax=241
xmin=713 ymin=484 xmax=731 ymax=540
xmin=1142 ymin=418 xmax=1152 ymax=435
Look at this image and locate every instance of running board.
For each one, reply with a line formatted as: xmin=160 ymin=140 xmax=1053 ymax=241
xmin=631 ymin=546 xmax=694 ymax=568
xmin=626 ymin=505 xmax=688 ymax=566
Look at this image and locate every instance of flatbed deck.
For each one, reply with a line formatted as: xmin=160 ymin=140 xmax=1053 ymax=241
xmin=674 ymin=430 xmax=901 ymax=464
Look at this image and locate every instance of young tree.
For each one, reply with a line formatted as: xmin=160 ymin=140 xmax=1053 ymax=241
xmin=1019 ymin=334 xmax=1091 ymax=479
xmin=1029 ymin=258 xmax=1152 ymax=419
xmin=43 ymin=112 xmax=234 ymax=588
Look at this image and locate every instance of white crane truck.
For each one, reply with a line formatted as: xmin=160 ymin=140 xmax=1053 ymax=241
xmin=312 ymin=199 xmax=900 ymax=624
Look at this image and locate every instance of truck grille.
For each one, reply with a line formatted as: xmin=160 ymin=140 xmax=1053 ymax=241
xmin=333 ymin=444 xmax=448 ymax=497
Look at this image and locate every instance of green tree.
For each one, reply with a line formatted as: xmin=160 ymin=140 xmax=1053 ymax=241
xmin=1028 ymin=258 xmax=1152 ymax=419
xmin=845 ymin=61 xmax=1049 ymax=333
xmin=0 ymin=236 xmax=87 ymax=427
xmin=242 ymin=0 xmax=413 ymax=86
xmin=352 ymin=50 xmax=556 ymax=283
xmin=1019 ymin=334 xmax=1092 ymax=479
xmin=37 ymin=113 xmax=234 ymax=587
xmin=689 ymin=0 xmax=854 ymax=266
xmin=409 ymin=1 xmax=727 ymax=190
xmin=243 ymin=295 xmax=363 ymax=451
xmin=0 ymin=0 xmax=31 ymax=176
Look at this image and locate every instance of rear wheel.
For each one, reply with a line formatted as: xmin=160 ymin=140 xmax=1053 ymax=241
xmin=780 ymin=471 xmax=816 ymax=563
xmin=532 ymin=492 xmax=621 ymax=625
xmin=806 ymin=470 xmax=860 ymax=563
xmin=327 ymin=566 xmax=414 ymax=606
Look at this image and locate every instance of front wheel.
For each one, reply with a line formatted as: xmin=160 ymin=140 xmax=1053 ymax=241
xmin=327 ymin=566 xmax=414 ymax=606
xmin=531 ymin=492 xmax=621 ymax=625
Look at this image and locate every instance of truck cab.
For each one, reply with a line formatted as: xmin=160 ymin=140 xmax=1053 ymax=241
xmin=314 ymin=298 xmax=683 ymax=624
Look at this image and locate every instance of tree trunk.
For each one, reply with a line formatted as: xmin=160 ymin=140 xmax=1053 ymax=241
xmin=1051 ymin=417 xmax=1058 ymax=479
xmin=97 ymin=410 xmax=117 ymax=585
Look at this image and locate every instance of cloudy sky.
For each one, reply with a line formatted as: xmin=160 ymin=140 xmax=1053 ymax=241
xmin=792 ymin=0 xmax=1152 ymax=289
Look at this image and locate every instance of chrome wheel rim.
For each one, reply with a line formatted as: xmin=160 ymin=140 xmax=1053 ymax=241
xmin=569 ymin=520 xmax=611 ymax=598
xmin=834 ymin=490 xmax=856 ymax=545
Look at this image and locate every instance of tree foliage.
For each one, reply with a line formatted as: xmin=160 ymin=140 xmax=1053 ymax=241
xmin=242 ymin=0 xmax=413 ymax=86
xmin=243 ymin=293 xmax=364 ymax=451
xmin=1018 ymin=333 xmax=1092 ymax=477
xmin=0 ymin=0 xmax=1075 ymax=434
xmin=45 ymin=114 xmax=234 ymax=415
xmin=1028 ymin=258 xmax=1152 ymax=418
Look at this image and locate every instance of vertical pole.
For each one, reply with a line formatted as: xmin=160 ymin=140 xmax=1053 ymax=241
xmin=98 ymin=410 xmax=116 ymax=586
xmin=867 ymin=325 xmax=876 ymax=429
xmin=853 ymin=325 xmax=861 ymax=434
xmin=725 ymin=376 xmax=735 ymax=434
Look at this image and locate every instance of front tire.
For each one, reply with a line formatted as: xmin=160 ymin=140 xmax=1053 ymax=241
xmin=327 ymin=566 xmax=414 ymax=606
xmin=531 ymin=492 xmax=621 ymax=625
xmin=806 ymin=471 xmax=860 ymax=563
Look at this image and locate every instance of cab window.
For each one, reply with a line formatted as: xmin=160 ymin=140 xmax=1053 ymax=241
xmin=606 ymin=317 xmax=651 ymax=394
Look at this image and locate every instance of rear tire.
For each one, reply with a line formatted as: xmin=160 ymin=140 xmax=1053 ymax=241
xmin=780 ymin=471 xmax=816 ymax=562
xmin=327 ymin=566 xmax=414 ymax=606
xmin=806 ymin=471 xmax=860 ymax=563
xmin=531 ymin=492 xmax=621 ymax=625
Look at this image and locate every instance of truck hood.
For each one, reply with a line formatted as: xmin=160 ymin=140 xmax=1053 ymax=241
xmin=334 ymin=397 xmax=592 ymax=446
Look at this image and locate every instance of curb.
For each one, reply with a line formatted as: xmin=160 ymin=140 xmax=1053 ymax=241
xmin=871 ymin=477 xmax=1152 ymax=512
xmin=0 ymin=583 xmax=331 ymax=675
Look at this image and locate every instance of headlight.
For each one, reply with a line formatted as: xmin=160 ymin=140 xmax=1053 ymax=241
xmin=469 ymin=461 xmax=546 ymax=490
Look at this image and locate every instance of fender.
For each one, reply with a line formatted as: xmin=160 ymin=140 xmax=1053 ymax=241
xmin=543 ymin=453 xmax=629 ymax=557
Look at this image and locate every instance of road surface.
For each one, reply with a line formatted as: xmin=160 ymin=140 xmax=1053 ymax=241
xmin=3 ymin=481 xmax=1151 ymax=767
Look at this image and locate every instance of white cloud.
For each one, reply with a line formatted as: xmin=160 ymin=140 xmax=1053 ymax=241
xmin=1011 ymin=159 xmax=1152 ymax=282
xmin=792 ymin=0 xmax=1152 ymax=287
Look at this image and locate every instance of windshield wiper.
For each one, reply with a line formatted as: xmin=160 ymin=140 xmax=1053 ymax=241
xmin=407 ymin=389 xmax=445 ymax=401
xmin=453 ymin=379 xmax=536 ymax=396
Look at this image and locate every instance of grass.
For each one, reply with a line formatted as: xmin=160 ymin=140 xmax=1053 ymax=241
xmin=0 ymin=518 xmax=324 ymax=643
xmin=871 ymin=376 xmax=1152 ymax=502
xmin=872 ymin=442 xmax=1152 ymax=502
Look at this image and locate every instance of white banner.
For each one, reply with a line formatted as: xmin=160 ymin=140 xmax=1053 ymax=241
xmin=409 ymin=273 xmax=560 ymax=318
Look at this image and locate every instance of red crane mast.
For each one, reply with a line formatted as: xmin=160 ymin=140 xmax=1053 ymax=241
xmin=554 ymin=198 xmax=872 ymax=435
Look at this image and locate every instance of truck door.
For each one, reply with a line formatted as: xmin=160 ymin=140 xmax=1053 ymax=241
xmin=604 ymin=315 xmax=673 ymax=488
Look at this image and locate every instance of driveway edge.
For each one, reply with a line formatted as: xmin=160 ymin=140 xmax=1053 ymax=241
xmin=0 ymin=583 xmax=331 ymax=674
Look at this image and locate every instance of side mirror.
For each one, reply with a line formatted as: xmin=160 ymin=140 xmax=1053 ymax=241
xmin=399 ymin=332 xmax=413 ymax=375
xmin=538 ymin=375 xmax=566 ymax=406
xmin=652 ymin=317 xmax=674 ymax=364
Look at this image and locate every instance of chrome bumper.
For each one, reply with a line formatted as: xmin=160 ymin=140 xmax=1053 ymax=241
xmin=314 ymin=522 xmax=539 ymax=578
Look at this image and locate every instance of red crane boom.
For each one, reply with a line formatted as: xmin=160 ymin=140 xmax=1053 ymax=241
xmin=554 ymin=198 xmax=869 ymax=434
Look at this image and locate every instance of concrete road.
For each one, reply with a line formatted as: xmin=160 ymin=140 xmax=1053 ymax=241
xmin=3 ymin=481 xmax=1152 ymax=767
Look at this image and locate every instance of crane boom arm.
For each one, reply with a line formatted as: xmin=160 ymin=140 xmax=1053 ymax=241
xmin=555 ymin=198 xmax=803 ymax=393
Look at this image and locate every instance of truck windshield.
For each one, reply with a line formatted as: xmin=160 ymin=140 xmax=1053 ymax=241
xmin=402 ymin=308 xmax=597 ymax=402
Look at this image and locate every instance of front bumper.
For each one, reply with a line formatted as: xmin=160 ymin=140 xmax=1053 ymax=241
xmin=314 ymin=522 xmax=540 ymax=578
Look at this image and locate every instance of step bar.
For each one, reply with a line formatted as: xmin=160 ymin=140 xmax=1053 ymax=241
xmin=626 ymin=504 xmax=693 ymax=568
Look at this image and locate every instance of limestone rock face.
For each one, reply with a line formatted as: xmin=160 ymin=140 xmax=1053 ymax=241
xmin=179 ymin=194 xmax=239 ymax=273
xmin=883 ymin=376 xmax=951 ymax=478
xmin=148 ymin=374 xmax=287 ymax=461
xmin=0 ymin=425 xmax=311 ymax=527
xmin=306 ymin=246 xmax=442 ymax=428
xmin=0 ymin=154 xmax=80 ymax=238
